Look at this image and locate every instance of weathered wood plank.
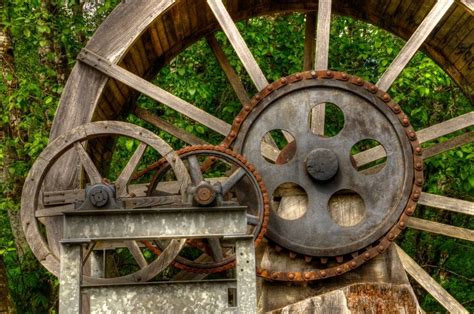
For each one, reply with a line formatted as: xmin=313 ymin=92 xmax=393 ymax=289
xmin=115 ymin=142 xmax=147 ymax=198
xmin=207 ymin=0 xmax=268 ymax=91
xmin=353 ymin=112 xmax=474 ymax=167
xmin=423 ymin=131 xmax=474 ymax=159
xmin=395 ymin=245 xmax=468 ymax=313
xmin=77 ymin=49 xmax=231 ymax=135
xmin=74 ymin=142 xmax=102 ymax=185
xmin=134 ymin=107 xmax=207 ymax=145
xmin=206 ymin=34 xmax=250 ymax=105
xmin=419 ymin=192 xmax=474 ymax=216
xmin=407 ymin=217 xmax=474 ymax=242
xmin=125 ymin=241 xmax=148 ymax=269
xmin=377 ymin=0 xmax=455 ymax=91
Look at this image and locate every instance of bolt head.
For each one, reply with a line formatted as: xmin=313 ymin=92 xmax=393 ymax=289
xmin=305 ymin=148 xmax=339 ymax=181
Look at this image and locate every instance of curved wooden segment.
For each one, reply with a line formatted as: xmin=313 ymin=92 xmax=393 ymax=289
xmin=407 ymin=217 xmax=474 ymax=242
xmin=207 ymin=0 xmax=269 ymax=91
xmin=419 ymin=192 xmax=474 ymax=215
xmin=77 ymin=49 xmax=231 ymax=136
xmin=377 ymin=0 xmax=455 ymax=91
xmin=395 ymin=245 xmax=468 ymax=313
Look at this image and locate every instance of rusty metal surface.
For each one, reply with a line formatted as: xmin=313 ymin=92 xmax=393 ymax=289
xmin=63 ymin=206 xmax=247 ymax=241
xmin=138 ymin=145 xmax=270 ymax=274
xmin=225 ymin=71 xmax=423 ymax=281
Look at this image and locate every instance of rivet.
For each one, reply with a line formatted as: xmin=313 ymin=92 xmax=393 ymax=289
xmin=295 ymin=73 xmax=302 ymax=80
xmin=406 ymin=206 xmax=415 ymax=215
xmin=383 ymin=94 xmax=391 ymax=102
xmin=326 ymin=70 xmax=333 ymax=77
xmin=235 ymin=117 xmax=242 ymax=123
xmin=412 ymin=192 xmax=420 ymax=201
xmin=281 ymin=77 xmax=288 ymax=84
xmin=320 ymin=271 xmax=327 ymax=278
xmin=388 ymin=233 xmax=395 ymax=240
xmin=255 ymin=95 xmax=262 ymax=101
xmin=378 ymin=245 xmax=384 ymax=252
xmin=351 ymin=261 xmax=357 ymax=268
xmin=399 ymin=221 xmax=406 ymax=229
xmin=356 ymin=77 xmax=363 ymax=85
xmin=341 ymin=73 xmax=348 ymax=80
xmin=272 ymin=272 xmax=279 ymax=280
xmin=369 ymin=85 xmax=378 ymax=93
xmin=393 ymin=105 xmax=401 ymax=113
xmin=287 ymin=272 xmax=295 ymax=280
xmin=336 ymin=267 xmax=342 ymax=274
xmin=230 ymin=131 xmax=236 ymax=137
xmin=415 ymin=162 xmax=423 ymax=171
xmin=244 ymin=105 xmax=251 ymax=112
xmin=415 ymin=147 xmax=422 ymax=155
xmin=364 ymin=252 xmax=370 ymax=260
xmin=416 ymin=178 xmax=424 ymax=186
xmin=402 ymin=117 xmax=410 ymax=126
xmin=267 ymin=85 xmax=273 ymax=91
xmin=310 ymin=71 xmax=317 ymax=78
xmin=409 ymin=131 xmax=417 ymax=140
xmin=304 ymin=272 xmax=311 ymax=280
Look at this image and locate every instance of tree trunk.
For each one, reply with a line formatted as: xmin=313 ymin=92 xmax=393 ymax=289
xmin=0 ymin=256 xmax=15 ymax=313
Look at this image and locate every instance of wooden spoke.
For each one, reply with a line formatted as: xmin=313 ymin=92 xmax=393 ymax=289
xmin=353 ymin=112 xmax=474 ymax=167
xmin=207 ymin=35 xmax=250 ymax=105
xmin=423 ymin=131 xmax=474 ymax=159
xmin=74 ymin=142 xmax=102 ymax=185
xmin=116 ymin=142 xmax=147 ymax=198
xmin=77 ymin=49 xmax=231 ymax=135
xmin=417 ymin=111 xmax=473 ymax=143
xmin=407 ymin=217 xmax=474 ymax=242
xmin=207 ymin=238 xmax=224 ymax=262
xmin=207 ymin=0 xmax=268 ymax=91
xmin=395 ymin=245 xmax=468 ymax=313
xmin=311 ymin=0 xmax=332 ymax=135
xmin=221 ymin=168 xmax=246 ymax=195
xmin=303 ymin=12 xmax=317 ymax=71
xmin=134 ymin=107 xmax=207 ymax=146
xmin=377 ymin=0 xmax=455 ymax=91
xmin=125 ymin=241 xmax=148 ymax=269
xmin=419 ymin=193 xmax=474 ymax=216
xmin=187 ymin=155 xmax=204 ymax=185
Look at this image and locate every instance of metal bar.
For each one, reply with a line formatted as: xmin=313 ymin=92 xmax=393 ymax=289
xmin=63 ymin=207 xmax=248 ymax=240
xmin=59 ymin=244 xmax=82 ymax=313
xmin=236 ymin=238 xmax=257 ymax=313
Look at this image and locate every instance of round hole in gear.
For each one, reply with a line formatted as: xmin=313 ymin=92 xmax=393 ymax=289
xmin=272 ymin=182 xmax=308 ymax=220
xmin=260 ymin=130 xmax=296 ymax=164
xmin=328 ymin=189 xmax=366 ymax=227
xmin=310 ymin=102 xmax=344 ymax=137
xmin=351 ymin=139 xmax=387 ymax=174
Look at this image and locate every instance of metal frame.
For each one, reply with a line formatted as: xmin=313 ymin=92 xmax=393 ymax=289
xmin=59 ymin=206 xmax=256 ymax=313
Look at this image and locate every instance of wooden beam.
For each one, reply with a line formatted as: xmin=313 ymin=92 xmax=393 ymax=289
xmin=407 ymin=217 xmax=474 ymax=242
xmin=134 ymin=107 xmax=207 ymax=145
xmin=77 ymin=49 xmax=231 ymax=136
xmin=206 ymin=35 xmax=250 ymax=105
xmin=395 ymin=245 xmax=468 ymax=313
xmin=419 ymin=193 xmax=474 ymax=216
xmin=115 ymin=142 xmax=147 ymax=198
xmin=377 ymin=0 xmax=455 ymax=91
xmin=311 ymin=0 xmax=332 ymax=136
xmin=74 ymin=142 xmax=102 ymax=185
xmin=353 ymin=112 xmax=474 ymax=167
xmin=423 ymin=131 xmax=474 ymax=159
xmin=207 ymin=0 xmax=268 ymax=91
xmin=303 ymin=12 xmax=316 ymax=71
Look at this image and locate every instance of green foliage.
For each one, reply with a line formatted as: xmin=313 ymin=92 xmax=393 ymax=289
xmin=0 ymin=4 xmax=472 ymax=312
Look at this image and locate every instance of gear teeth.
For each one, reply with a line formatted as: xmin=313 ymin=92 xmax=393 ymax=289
xmin=336 ymin=256 xmax=344 ymax=264
xmin=320 ymin=257 xmax=328 ymax=264
xmin=304 ymin=256 xmax=312 ymax=263
xmin=275 ymin=245 xmax=283 ymax=253
xmin=289 ymin=252 xmax=297 ymax=259
xmin=351 ymin=252 xmax=359 ymax=258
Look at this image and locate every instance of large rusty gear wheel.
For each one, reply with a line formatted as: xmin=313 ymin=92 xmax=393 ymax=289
xmin=138 ymin=145 xmax=270 ymax=273
xmin=223 ymin=71 xmax=424 ymax=281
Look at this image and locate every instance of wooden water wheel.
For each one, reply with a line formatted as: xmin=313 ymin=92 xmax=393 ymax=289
xmin=22 ymin=0 xmax=472 ymax=312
